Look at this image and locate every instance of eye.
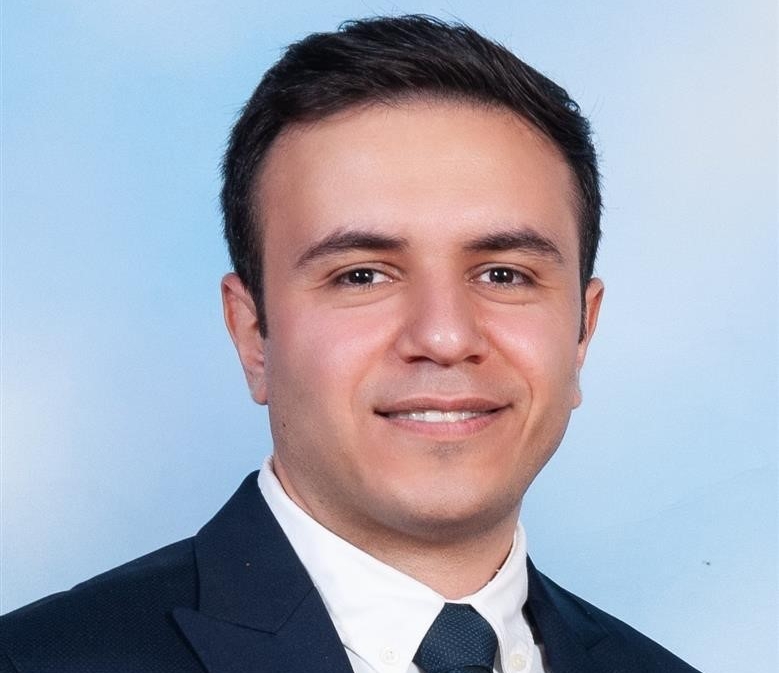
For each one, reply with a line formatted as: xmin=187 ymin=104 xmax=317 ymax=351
xmin=476 ymin=267 xmax=531 ymax=286
xmin=335 ymin=268 xmax=393 ymax=287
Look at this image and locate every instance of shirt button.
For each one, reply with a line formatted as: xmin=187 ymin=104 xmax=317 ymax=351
xmin=509 ymin=652 xmax=527 ymax=670
xmin=380 ymin=646 xmax=399 ymax=665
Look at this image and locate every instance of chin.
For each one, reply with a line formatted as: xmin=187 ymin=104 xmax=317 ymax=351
xmin=380 ymin=483 xmax=521 ymax=543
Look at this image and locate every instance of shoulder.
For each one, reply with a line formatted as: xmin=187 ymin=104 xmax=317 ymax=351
xmin=0 ymin=538 xmax=201 ymax=672
xmin=527 ymin=564 xmax=702 ymax=673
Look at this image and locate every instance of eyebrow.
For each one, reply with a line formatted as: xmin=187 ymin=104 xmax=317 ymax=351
xmin=295 ymin=229 xmax=409 ymax=268
xmin=464 ymin=227 xmax=564 ymax=263
xmin=294 ymin=225 xmax=564 ymax=268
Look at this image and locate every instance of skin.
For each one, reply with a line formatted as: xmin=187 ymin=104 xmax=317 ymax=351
xmin=222 ymin=100 xmax=603 ymax=598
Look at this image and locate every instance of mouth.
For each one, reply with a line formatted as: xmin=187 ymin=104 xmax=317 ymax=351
xmin=381 ymin=409 xmax=497 ymax=423
xmin=375 ymin=397 xmax=507 ymax=430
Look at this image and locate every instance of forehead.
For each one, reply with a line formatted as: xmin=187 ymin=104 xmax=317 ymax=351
xmin=256 ymin=100 xmax=579 ymax=261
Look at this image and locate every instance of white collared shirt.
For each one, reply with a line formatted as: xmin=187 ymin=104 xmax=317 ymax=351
xmin=258 ymin=456 xmax=547 ymax=673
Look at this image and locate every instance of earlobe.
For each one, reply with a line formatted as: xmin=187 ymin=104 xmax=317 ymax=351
xmin=221 ymin=273 xmax=268 ymax=405
xmin=572 ymin=367 xmax=583 ymax=409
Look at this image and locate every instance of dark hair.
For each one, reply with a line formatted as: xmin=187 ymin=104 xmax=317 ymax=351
xmin=222 ymin=15 xmax=601 ymax=335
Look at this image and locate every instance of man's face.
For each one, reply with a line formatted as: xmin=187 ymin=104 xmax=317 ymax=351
xmin=224 ymin=100 xmax=602 ymax=547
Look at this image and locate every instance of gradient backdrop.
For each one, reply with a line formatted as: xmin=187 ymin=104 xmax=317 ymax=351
xmin=2 ymin=2 xmax=777 ymax=671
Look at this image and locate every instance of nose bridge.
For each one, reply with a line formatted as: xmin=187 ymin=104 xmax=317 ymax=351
xmin=396 ymin=271 xmax=488 ymax=364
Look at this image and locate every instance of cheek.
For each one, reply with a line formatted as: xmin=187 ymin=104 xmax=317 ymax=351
xmin=265 ymin=302 xmax=394 ymax=403
xmin=487 ymin=308 xmax=581 ymax=392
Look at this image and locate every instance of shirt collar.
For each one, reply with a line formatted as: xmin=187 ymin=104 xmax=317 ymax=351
xmin=258 ymin=455 xmax=538 ymax=673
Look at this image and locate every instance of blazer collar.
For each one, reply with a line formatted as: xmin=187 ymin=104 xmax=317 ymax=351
xmin=525 ymin=558 xmax=637 ymax=673
xmin=172 ymin=471 xmax=354 ymax=673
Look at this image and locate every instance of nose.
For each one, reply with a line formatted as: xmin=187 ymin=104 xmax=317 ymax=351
xmin=394 ymin=279 xmax=489 ymax=366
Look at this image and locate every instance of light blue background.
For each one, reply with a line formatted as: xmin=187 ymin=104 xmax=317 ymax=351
xmin=2 ymin=2 xmax=777 ymax=671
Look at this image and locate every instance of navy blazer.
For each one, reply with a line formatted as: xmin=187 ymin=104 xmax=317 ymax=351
xmin=0 ymin=472 xmax=701 ymax=673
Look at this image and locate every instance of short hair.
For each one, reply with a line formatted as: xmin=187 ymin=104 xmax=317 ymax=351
xmin=222 ymin=15 xmax=601 ymax=335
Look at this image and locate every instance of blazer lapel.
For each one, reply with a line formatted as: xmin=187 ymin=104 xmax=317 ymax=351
xmin=524 ymin=558 xmax=612 ymax=673
xmin=173 ymin=472 xmax=354 ymax=673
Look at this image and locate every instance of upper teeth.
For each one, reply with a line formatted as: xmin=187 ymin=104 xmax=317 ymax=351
xmin=387 ymin=410 xmax=486 ymax=423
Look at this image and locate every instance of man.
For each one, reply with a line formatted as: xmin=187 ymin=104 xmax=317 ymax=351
xmin=0 ymin=15 xmax=701 ymax=673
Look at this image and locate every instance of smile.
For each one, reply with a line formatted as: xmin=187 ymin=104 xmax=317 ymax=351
xmin=384 ymin=410 xmax=492 ymax=423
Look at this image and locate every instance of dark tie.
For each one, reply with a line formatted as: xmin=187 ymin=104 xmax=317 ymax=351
xmin=413 ymin=603 xmax=498 ymax=673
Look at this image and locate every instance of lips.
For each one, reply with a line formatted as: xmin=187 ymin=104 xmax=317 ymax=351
xmin=384 ymin=409 xmax=493 ymax=423
xmin=375 ymin=397 xmax=506 ymax=424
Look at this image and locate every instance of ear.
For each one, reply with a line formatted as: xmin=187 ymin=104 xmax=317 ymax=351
xmin=573 ymin=277 xmax=604 ymax=408
xmin=221 ymin=273 xmax=268 ymax=405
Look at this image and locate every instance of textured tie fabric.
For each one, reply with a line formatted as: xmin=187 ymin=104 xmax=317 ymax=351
xmin=413 ymin=603 xmax=498 ymax=673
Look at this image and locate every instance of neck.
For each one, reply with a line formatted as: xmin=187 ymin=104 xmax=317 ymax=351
xmin=273 ymin=459 xmax=519 ymax=599
xmin=354 ymin=519 xmax=518 ymax=599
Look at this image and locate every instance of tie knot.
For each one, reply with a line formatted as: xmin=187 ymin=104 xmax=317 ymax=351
xmin=413 ymin=603 xmax=498 ymax=673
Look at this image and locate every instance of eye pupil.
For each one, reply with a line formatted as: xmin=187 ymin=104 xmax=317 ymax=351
xmin=490 ymin=268 xmax=514 ymax=283
xmin=348 ymin=269 xmax=374 ymax=284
